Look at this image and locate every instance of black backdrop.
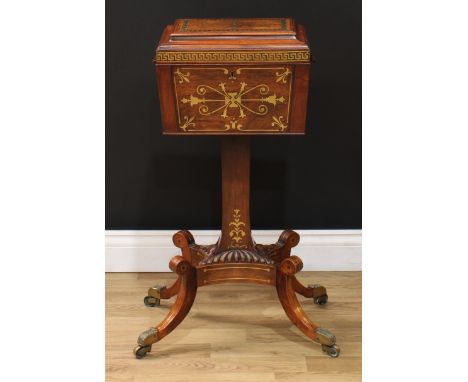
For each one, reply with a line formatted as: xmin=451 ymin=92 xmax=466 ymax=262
xmin=106 ymin=0 xmax=361 ymax=230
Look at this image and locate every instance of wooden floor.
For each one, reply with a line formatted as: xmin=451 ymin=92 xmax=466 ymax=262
xmin=106 ymin=272 xmax=361 ymax=382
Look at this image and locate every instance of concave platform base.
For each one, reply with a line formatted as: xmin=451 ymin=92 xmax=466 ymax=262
xmin=133 ymin=229 xmax=340 ymax=359
xmin=133 ymin=137 xmax=339 ymax=359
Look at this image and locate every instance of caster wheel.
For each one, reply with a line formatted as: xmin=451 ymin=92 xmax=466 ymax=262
xmin=314 ymin=294 xmax=328 ymax=305
xmin=134 ymin=345 xmax=151 ymax=359
xmin=322 ymin=344 xmax=340 ymax=358
xmin=144 ymin=296 xmax=160 ymax=307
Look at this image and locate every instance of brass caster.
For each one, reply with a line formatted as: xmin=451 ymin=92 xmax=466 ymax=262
xmin=133 ymin=345 xmax=151 ymax=359
xmin=322 ymin=344 xmax=340 ymax=358
xmin=144 ymin=295 xmax=160 ymax=307
xmin=314 ymin=294 xmax=328 ymax=305
xmin=308 ymin=284 xmax=328 ymax=305
xmin=314 ymin=327 xmax=338 ymax=357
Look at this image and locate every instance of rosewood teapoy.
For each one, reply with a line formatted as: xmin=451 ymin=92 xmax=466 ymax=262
xmin=133 ymin=17 xmax=340 ymax=359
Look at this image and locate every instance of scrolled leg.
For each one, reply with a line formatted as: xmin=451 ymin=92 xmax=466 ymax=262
xmin=276 ymin=256 xmax=339 ymax=357
xmin=134 ymin=255 xmax=197 ymax=359
xmin=275 ymin=230 xmax=329 ymax=305
xmin=268 ymin=230 xmax=300 ymax=263
xmin=172 ymin=230 xmax=195 ymax=262
xmin=142 ymin=229 xmax=195 ymax=308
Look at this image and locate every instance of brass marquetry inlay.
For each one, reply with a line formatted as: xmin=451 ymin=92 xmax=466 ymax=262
xmin=156 ymin=50 xmax=309 ymax=63
xmin=203 ymin=278 xmax=272 ymax=285
xmin=225 ymin=119 xmax=242 ymax=131
xmin=173 ymin=67 xmax=293 ymax=132
xmin=174 ymin=68 xmax=190 ymax=83
xmin=271 ymin=116 xmax=287 ymax=131
xmin=179 ymin=116 xmax=195 ymax=131
xmin=203 ymin=266 xmax=271 ymax=272
xmin=181 ymin=82 xmax=285 ymax=118
xmin=275 ymin=68 xmax=292 ymax=83
xmin=229 ymin=209 xmax=247 ymax=248
xmin=175 ymin=18 xmax=290 ymax=33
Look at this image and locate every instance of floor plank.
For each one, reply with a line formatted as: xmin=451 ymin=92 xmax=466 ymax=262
xmin=106 ymin=271 xmax=361 ymax=382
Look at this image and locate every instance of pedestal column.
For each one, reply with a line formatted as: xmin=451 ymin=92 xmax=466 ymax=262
xmin=216 ymin=136 xmax=255 ymax=252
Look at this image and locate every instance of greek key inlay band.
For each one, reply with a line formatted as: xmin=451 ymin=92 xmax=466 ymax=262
xmin=155 ymin=50 xmax=310 ymax=64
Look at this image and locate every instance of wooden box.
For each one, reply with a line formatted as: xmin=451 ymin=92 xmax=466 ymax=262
xmin=154 ymin=18 xmax=311 ymax=135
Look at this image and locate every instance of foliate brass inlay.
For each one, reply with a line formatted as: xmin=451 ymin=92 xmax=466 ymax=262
xmin=155 ymin=50 xmax=310 ymax=63
xmin=174 ymin=68 xmax=190 ymax=83
xmin=275 ymin=68 xmax=292 ymax=83
xmin=179 ymin=115 xmax=195 ymax=131
xmin=225 ymin=119 xmax=242 ymax=131
xmin=181 ymin=82 xmax=285 ymax=119
xmin=173 ymin=67 xmax=292 ymax=132
xmin=271 ymin=116 xmax=287 ymax=131
xmin=229 ymin=209 xmax=247 ymax=248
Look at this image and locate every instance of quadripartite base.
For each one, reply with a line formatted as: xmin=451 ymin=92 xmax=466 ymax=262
xmin=134 ymin=229 xmax=339 ymax=359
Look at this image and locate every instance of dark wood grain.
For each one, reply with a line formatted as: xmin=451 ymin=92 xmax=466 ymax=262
xmin=276 ymin=256 xmax=319 ymax=340
xmin=159 ymin=278 xmax=181 ymax=299
xmin=216 ymin=136 xmax=255 ymax=252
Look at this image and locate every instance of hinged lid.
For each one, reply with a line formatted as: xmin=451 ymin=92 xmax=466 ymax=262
xmin=154 ymin=18 xmax=310 ymax=64
xmin=172 ymin=18 xmax=296 ymax=36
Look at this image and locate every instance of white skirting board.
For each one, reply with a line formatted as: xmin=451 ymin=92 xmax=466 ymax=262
xmin=105 ymin=230 xmax=361 ymax=272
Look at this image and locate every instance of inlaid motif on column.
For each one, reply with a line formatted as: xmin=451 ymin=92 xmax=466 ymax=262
xmin=173 ymin=66 xmax=293 ymax=132
xmin=229 ymin=209 xmax=247 ymax=248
